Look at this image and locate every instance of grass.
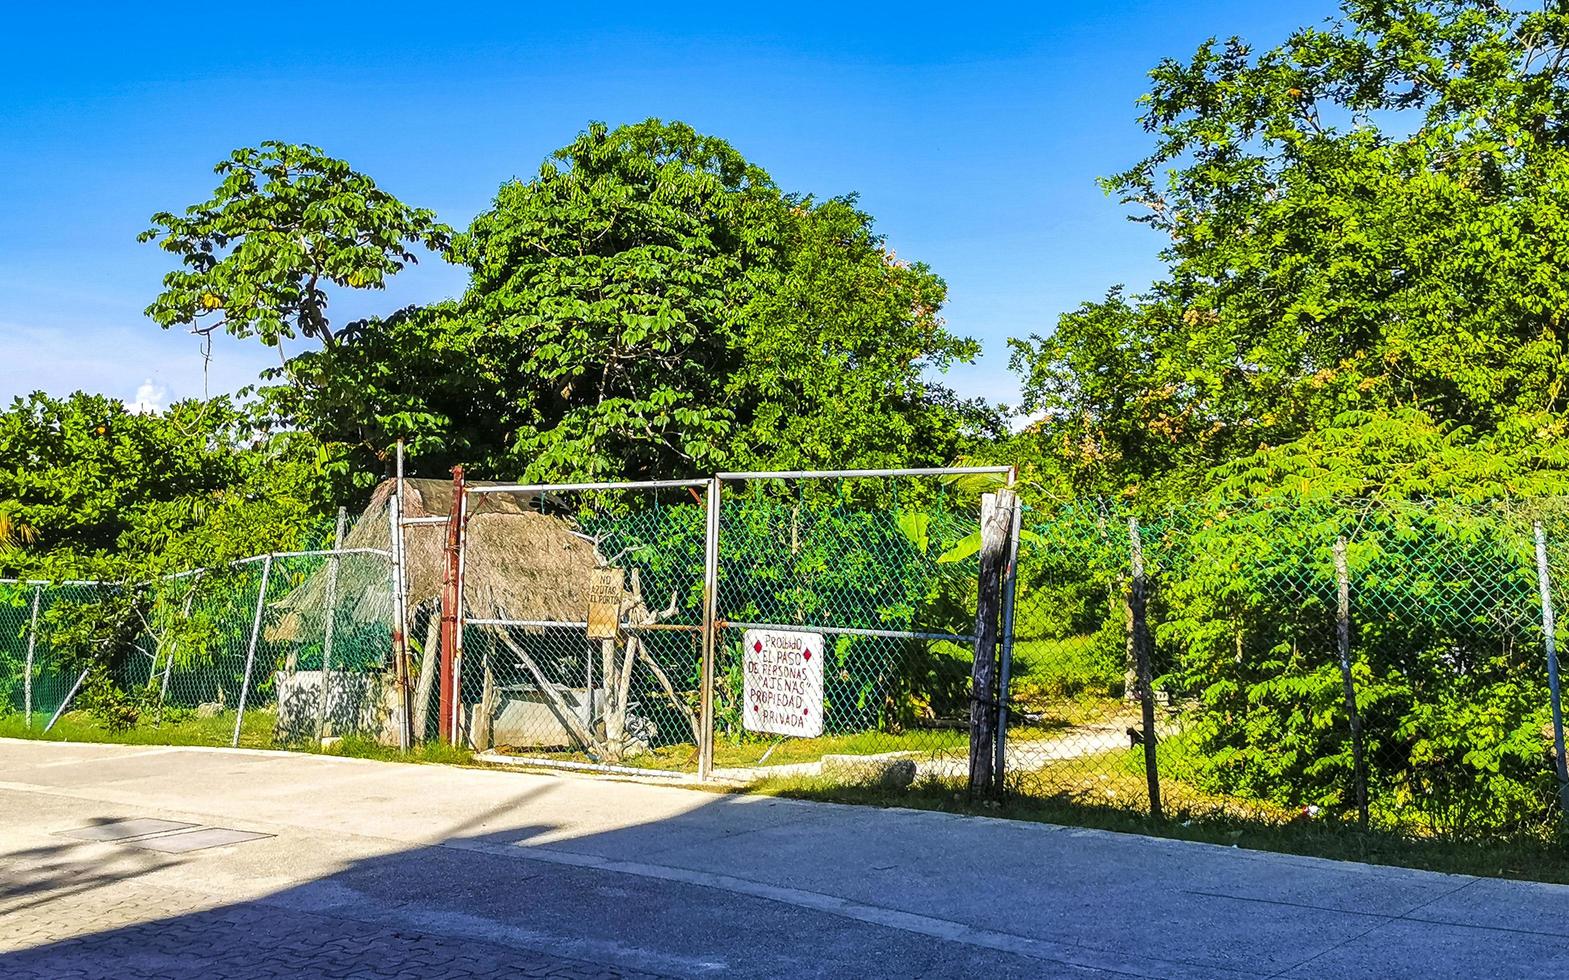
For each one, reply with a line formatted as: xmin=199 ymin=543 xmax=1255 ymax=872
xmin=0 ymin=708 xmax=277 ymax=748
xmin=0 ymin=709 xmax=485 ymax=768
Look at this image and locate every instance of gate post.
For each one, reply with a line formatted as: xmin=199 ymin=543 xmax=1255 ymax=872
xmin=969 ymin=490 xmax=1014 ymax=796
xmin=1129 ymin=516 xmax=1162 ymax=819
xmin=993 ymin=487 xmax=1023 ymax=794
xmin=391 ymin=441 xmax=413 ymax=750
xmin=697 ymin=476 xmax=721 ymax=780
xmin=438 ymin=466 xmax=466 ymax=745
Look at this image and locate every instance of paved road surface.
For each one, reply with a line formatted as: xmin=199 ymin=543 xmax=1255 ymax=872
xmin=2 ymin=738 xmax=1567 ymax=978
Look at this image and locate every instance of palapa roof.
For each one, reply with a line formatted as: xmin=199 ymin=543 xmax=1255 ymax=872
xmin=268 ymin=478 xmax=602 ymax=641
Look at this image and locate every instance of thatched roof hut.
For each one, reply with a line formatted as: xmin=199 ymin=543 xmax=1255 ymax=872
xmin=269 ymin=478 xmax=603 ymax=641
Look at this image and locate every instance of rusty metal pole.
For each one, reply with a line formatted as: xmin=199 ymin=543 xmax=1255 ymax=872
xmin=452 ymin=476 xmax=469 ymax=747
xmin=438 ymin=466 xmax=465 ymax=745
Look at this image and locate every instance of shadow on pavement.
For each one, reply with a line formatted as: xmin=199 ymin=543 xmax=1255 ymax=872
xmin=0 ymin=787 xmax=1064 ymax=980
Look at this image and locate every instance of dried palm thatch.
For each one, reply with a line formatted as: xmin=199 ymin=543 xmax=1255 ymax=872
xmin=268 ymin=478 xmax=600 ymax=641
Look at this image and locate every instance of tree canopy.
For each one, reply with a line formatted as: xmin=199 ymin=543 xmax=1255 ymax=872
xmin=1010 ymin=0 xmax=1569 ymax=502
xmin=140 ymin=141 xmax=450 ymax=351
xmin=267 ymin=120 xmax=993 ymax=481
xmin=0 ymin=392 xmax=333 ymax=579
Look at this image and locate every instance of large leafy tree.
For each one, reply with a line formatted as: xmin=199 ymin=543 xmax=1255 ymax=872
xmin=1013 ymin=0 xmax=1569 ymax=501
xmin=273 ymin=120 xmax=993 ymax=480
xmin=446 ymin=119 xmax=781 ymax=479
xmin=731 ymin=196 xmax=989 ymax=472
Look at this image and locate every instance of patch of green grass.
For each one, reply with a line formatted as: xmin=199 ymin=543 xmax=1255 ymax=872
xmin=930 ymin=634 xmax=1124 ymax=704
xmin=0 ymin=708 xmax=278 ymax=748
xmin=1009 ymin=635 xmax=1123 ymax=700
xmin=309 ymin=735 xmax=480 ymax=767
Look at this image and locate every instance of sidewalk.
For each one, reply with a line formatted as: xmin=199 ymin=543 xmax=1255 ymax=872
xmin=2 ymin=738 xmax=1566 ymax=978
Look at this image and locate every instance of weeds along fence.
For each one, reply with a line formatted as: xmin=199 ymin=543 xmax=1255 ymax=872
xmin=1009 ymin=497 xmax=1569 ymax=846
xmin=0 ymin=502 xmax=395 ymax=747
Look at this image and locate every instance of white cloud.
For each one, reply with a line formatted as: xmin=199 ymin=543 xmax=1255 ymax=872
xmin=124 ymin=379 xmax=167 ymax=415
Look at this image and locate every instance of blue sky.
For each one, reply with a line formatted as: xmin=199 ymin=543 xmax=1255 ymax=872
xmin=0 ymin=1 xmax=1326 ymax=412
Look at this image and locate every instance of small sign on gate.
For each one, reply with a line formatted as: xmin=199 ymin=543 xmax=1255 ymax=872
xmin=586 ymin=568 xmax=624 ymax=640
xmin=742 ymin=628 xmax=824 ymax=738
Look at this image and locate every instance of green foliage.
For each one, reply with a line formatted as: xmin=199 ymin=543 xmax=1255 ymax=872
xmin=1010 ymin=2 xmax=1569 ymax=502
xmin=1155 ymin=498 xmax=1556 ymax=836
xmin=0 ymin=391 xmax=336 ymax=579
xmin=268 ymin=120 xmax=995 ymax=479
xmin=141 ymin=141 xmax=450 ymax=349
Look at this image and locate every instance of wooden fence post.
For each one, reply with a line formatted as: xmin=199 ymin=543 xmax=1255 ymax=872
xmin=969 ymin=491 xmax=1014 ymax=796
xmin=992 ymin=489 xmax=1023 ymax=794
xmin=1129 ymin=516 xmax=1162 ymax=820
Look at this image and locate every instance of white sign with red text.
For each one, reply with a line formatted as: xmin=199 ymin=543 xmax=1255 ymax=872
xmin=741 ymin=628 xmax=824 ymax=737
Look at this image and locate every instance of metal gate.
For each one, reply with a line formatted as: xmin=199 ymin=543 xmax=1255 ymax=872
xmin=706 ymin=467 xmax=1010 ymax=783
xmin=445 ymin=476 xmax=710 ymax=775
xmin=438 ymin=466 xmax=1015 ymax=782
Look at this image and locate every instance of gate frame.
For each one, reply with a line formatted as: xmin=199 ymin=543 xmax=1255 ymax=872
xmin=456 ymin=476 xmax=710 ymax=777
xmin=712 ymin=466 xmax=1016 ymax=786
xmin=451 ymin=466 xmax=1016 ymax=785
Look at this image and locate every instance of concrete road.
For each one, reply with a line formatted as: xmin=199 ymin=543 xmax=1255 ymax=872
xmin=1 ymin=739 xmax=1566 ymax=979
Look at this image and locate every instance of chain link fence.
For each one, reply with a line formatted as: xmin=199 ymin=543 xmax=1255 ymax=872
xmin=8 ymin=479 xmax=1569 ymax=851
xmin=456 ymin=480 xmax=708 ymax=770
xmin=1007 ymin=497 xmax=1569 ymax=847
xmin=0 ymin=503 xmax=395 ymax=748
xmin=451 ymin=470 xmax=1003 ymax=781
xmin=708 ymin=472 xmax=989 ymax=782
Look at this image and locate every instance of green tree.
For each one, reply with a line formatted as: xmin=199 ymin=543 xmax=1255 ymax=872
xmin=1012 ymin=0 xmax=1569 ymax=500
xmin=0 ymin=392 xmax=333 ymax=579
xmin=140 ymin=141 xmax=450 ymax=352
xmin=274 ymin=120 xmax=993 ymax=479
xmin=731 ymin=196 xmax=990 ymax=472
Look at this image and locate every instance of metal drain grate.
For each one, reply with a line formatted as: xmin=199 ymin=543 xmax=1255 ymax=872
xmin=57 ymin=819 xmax=273 ymax=852
xmin=57 ymin=818 xmax=198 ymax=842
xmin=128 ymin=828 xmax=272 ymax=853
